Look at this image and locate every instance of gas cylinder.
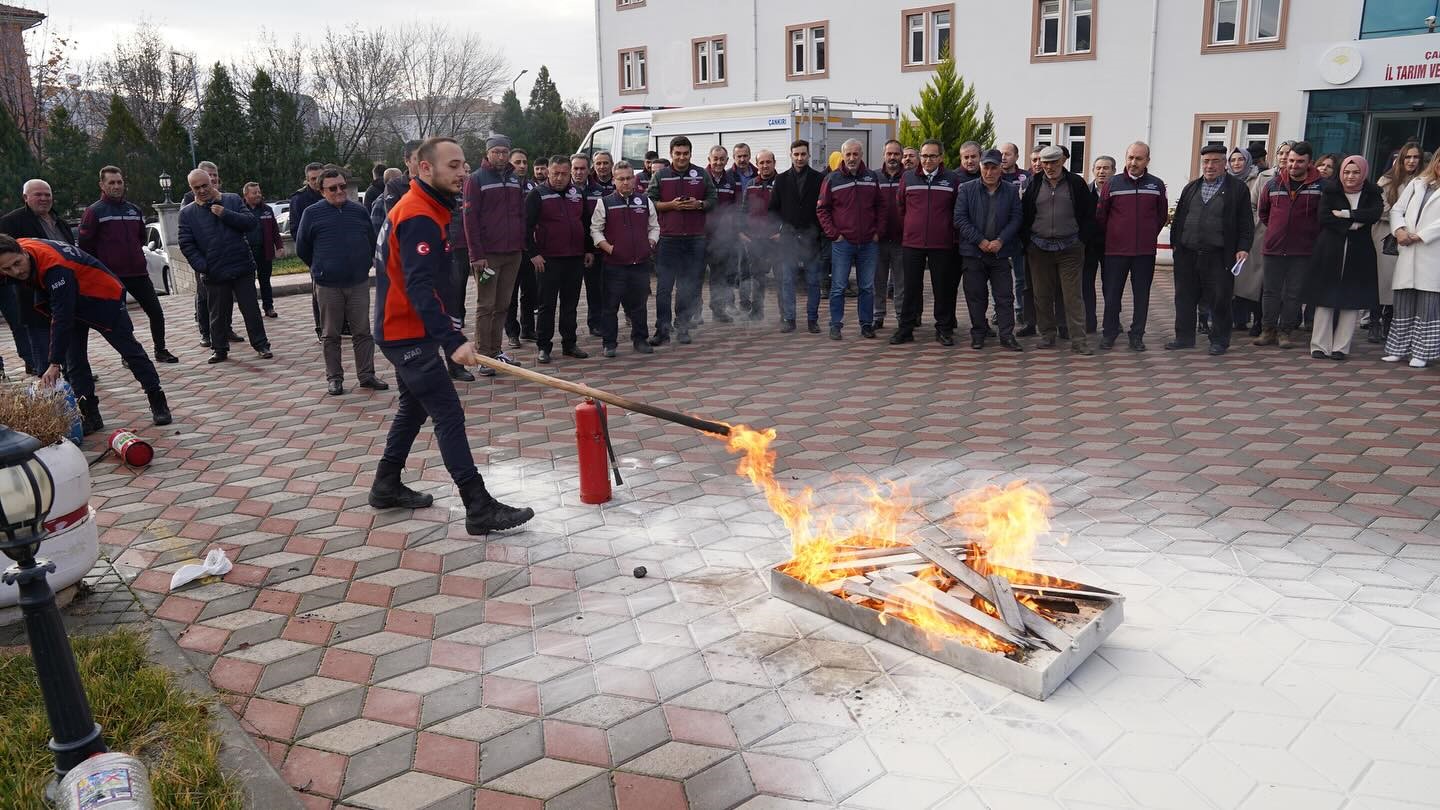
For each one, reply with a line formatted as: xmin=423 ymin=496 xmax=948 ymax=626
xmin=108 ymin=429 xmax=154 ymax=467
xmin=575 ymin=398 xmax=612 ymax=504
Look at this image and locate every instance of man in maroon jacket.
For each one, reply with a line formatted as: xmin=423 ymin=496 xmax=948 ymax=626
xmin=79 ymin=166 xmax=178 ymax=363
xmin=647 ymin=136 xmax=716 ymax=345
xmin=525 ymin=156 xmax=591 ymax=365
xmin=241 ymin=181 xmax=284 ymax=319
xmin=1095 ymin=142 xmax=1168 ymax=352
xmin=462 ymin=136 xmax=525 ymax=375
xmin=737 ymin=150 xmax=779 ymax=321
xmin=591 ymin=161 xmax=659 ymax=356
xmin=874 ymin=139 xmax=905 ymax=330
xmin=1254 ymin=141 xmax=1325 ymax=349
xmin=890 ymin=139 xmax=961 ymax=345
xmin=816 ymin=138 xmax=885 ymax=340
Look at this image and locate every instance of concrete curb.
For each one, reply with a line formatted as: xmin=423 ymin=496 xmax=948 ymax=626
xmin=145 ymin=625 xmax=305 ymax=810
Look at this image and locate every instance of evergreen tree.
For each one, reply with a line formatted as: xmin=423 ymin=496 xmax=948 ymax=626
xmin=155 ymin=110 xmax=193 ymax=189
xmin=0 ymin=103 xmax=39 ymax=213
xmin=309 ymin=126 xmax=341 ymax=167
xmin=460 ymin=134 xmax=488 ymax=166
xmin=898 ymin=52 xmax=995 ymax=165
xmin=491 ymin=88 xmax=527 ymax=152
xmin=97 ymin=95 xmax=160 ymax=212
xmin=246 ymin=69 xmax=281 ymax=194
xmin=194 ymin=63 xmax=249 ymax=179
xmin=43 ymin=106 xmax=96 ymax=218
xmin=523 ymin=66 xmax=570 ymax=161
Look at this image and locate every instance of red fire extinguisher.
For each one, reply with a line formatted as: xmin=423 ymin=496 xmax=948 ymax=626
xmin=575 ymin=398 xmax=621 ymax=504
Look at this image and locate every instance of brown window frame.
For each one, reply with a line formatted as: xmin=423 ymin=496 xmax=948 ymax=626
xmin=1201 ymin=0 xmax=1288 ymax=54
xmin=615 ymin=0 xmax=645 ymax=9
xmin=1031 ymin=0 xmax=1098 ymax=64
xmin=618 ymin=47 xmax=648 ymax=96
xmin=785 ymin=20 xmax=830 ymax=81
xmin=1025 ymin=115 xmax=1096 ymax=179
xmin=692 ymin=35 xmax=729 ymax=88
xmin=1190 ymin=112 xmax=1278 ymax=175
xmin=900 ymin=4 xmax=956 ymax=72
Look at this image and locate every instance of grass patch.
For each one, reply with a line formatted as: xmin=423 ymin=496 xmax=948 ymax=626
xmin=272 ymin=255 xmax=308 ymax=277
xmin=0 ymin=628 xmax=244 ymax=808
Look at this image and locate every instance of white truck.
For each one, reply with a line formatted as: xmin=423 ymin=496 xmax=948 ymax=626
xmin=577 ymin=96 xmax=900 ymax=170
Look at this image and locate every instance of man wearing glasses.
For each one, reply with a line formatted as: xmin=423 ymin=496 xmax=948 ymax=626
xmin=296 ymin=168 xmax=388 ymax=395
xmin=179 ymin=168 xmax=272 ymax=363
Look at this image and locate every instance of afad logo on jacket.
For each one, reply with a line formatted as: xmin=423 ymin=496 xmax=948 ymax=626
xmin=688 ymin=168 xmax=699 ymax=179
xmin=630 ymin=196 xmax=648 ymax=212
xmin=566 ymin=187 xmax=582 ymax=202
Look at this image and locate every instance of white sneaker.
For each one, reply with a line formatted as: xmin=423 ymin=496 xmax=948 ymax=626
xmin=1409 ymin=358 xmax=1428 ymax=368
xmin=1382 ymin=355 xmax=1402 ymax=362
xmin=496 ymin=352 xmax=518 ymax=365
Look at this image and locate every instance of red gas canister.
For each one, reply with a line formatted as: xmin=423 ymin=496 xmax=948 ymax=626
xmin=108 ymin=429 xmax=154 ymax=467
xmin=575 ymin=399 xmax=612 ymax=504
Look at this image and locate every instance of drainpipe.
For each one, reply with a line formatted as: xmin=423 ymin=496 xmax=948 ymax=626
xmin=752 ymin=0 xmax=760 ymax=101
xmin=594 ymin=0 xmax=606 ymax=111
xmin=1143 ymin=0 xmax=1159 ymax=143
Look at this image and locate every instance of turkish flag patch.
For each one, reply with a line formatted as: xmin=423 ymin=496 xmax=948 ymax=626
xmin=416 ymin=242 xmax=431 ymax=255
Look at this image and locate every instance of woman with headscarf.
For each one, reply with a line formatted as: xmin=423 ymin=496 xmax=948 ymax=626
xmin=1302 ymin=156 xmax=1381 ymax=360
xmin=1386 ymin=151 xmax=1440 ymax=368
xmin=1372 ymin=141 xmax=1423 ymax=343
xmin=1228 ymin=147 xmax=1264 ymax=334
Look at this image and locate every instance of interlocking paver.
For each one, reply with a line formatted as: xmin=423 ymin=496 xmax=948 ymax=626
xmin=63 ymin=281 xmax=1440 ymax=808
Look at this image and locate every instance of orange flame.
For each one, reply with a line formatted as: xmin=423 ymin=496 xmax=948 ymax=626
xmin=720 ymin=424 xmax=1053 ymax=653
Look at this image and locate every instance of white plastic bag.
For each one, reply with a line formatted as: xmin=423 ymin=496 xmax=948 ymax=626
xmin=169 ymin=548 xmax=232 ymax=591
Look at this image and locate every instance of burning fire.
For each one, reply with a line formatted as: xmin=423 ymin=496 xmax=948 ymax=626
xmin=721 ymin=424 xmax=1058 ymax=654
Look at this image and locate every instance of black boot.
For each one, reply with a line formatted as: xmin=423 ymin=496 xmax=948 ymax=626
xmin=147 ymin=390 xmax=172 ymax=426
xmin=78 ymin=396 xmax=104 ymax=436
xmin=368 ymin=460 xmax=435 ymax=509
xmin=458 ymin=477 xmax=534 ymax=534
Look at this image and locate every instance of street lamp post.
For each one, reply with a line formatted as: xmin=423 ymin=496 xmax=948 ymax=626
xmin=170 ymin=51 xmax=202 ymax=167
xmin=158 ymin=173 xmax=172 ymax=205
xmin=0 ymin=428 xmax=108 ymax=793
xmin=511 ymin=69 xmax=528 ymax=94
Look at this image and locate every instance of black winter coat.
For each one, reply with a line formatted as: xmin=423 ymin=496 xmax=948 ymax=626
xmin=1170 ymin=173 xmax=1254 ymax=259
xmin=1302 ymin=180 xmax=1383 ymax=310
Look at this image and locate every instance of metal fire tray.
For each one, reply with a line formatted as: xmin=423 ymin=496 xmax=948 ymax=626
xmin=769 ymin=566 xmax=1124 ymax=700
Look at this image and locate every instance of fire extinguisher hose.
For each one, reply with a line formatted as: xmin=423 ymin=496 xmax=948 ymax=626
xmin=595 ymin=401 xmax=624 ymax=486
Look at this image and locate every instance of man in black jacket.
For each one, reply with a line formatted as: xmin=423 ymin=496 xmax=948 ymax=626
xmin=1166 ymin=144 xmax=1253 ymax=355
xmin=1020 ymin=146 xmax=1096 ymax=355
xmin=179 ymin=169 xmax=272 ymax=363
xmin=363 ymin=163 xmax=387 ymax=209
xmin=0 ymin=179 xmax=68 ymax=374
xmin=768 ymin=139 xmax=824 ymax=333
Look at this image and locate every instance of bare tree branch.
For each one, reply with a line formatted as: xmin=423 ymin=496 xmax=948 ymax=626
xmin=310 ymin=25 xmax=402 ymax=164
xmin=91 ymin=22 xmax=199 ymax=140
xmin=385 ymin=23 xmax=507 ymax=142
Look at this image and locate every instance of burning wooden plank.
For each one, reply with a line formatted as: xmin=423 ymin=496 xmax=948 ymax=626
xmin=987 ymin=574 xmax=1028 ymax=634
xmin=867 ymin=570 xmax=1036 ymax=650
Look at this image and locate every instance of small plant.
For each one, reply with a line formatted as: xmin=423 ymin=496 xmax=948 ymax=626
xmin=0 ymin=383 xmax=76 ymax=446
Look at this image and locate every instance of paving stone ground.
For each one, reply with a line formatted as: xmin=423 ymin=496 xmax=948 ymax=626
xmin=46 ymin=272 xmax=1440 ymax=808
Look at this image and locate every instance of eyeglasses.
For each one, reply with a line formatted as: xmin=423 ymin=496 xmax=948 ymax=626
xmin=324 ymin=183 xmax=347 ymax=193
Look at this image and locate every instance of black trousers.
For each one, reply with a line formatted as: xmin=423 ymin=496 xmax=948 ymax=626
xmin=1081 ymin=239 xmax=1103 ymax=333
xmin=251 ymin=245 xmax=275 ymax=310
xmin=505 ymin=256 xmax=538 ymax=338
xmin=535 ymin=256 xmax=584 ymax=352
xmin=740 ymin=240 xmax=773 ymax=317
xmin=583 ymin=253 xmax=604 ymax=330
xmin=1173 ymin=248 xmax=1235 ymax=348
xmin=119 ymin=274 xmax=167 ymax=352
xmin=206 ymin=273 xmax=270 ymax=354
xmin=1101 ymin=254 xmax=1156 ymax=339
xmin=899 ymin=247 xmax=956 ymax=332
xmin=64 ymin=302 xmax=162 ymax=401
xmin=194 ymin=284 xmax=209 ymax=340
xmin=601 ymin=261 xmax=650 ymax=347
xmin=447 ymin=248 xmax=471 ymax=332
xmin=380 ymin=343 xmax=479 ymax=486
xmin=961 ymin=255 xmax=1016 ymax=340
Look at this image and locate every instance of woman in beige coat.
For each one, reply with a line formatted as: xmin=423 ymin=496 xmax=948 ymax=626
xmin=1385 ymin=153 xmax=1440 ymax=368
xmin=1372 ymin=141 xmax=1422 ymax=343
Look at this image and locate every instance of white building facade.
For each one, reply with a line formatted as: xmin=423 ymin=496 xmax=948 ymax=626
xmin=594 ymin=0 xmax=1440 ymax=185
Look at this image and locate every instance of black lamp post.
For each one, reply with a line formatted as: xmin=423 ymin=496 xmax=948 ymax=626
xmin=159 ymin=173 xmax=172 ymax=205
xmin=0 ymin=427 xmax=108 ymax=788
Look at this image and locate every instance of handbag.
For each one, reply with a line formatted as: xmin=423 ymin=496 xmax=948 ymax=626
xmin=1383 ymin=234 xmax=1400 ymax=256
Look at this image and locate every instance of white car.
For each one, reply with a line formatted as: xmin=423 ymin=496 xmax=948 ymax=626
xmin=141 ymin=224 xmax=173 ymax=295
xmin=269 ymin=202 xmax=289 ymax=234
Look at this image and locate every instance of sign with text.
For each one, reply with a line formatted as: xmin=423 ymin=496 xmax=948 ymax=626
xmin=1304 ymin=35 xmax=1440 ymax=90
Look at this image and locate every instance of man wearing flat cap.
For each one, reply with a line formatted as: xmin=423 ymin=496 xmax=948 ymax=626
xmin=1020 ymin=145 xmax=1096 ymax=354
xmin=954 ymin=149 xmax=1023 ymax=350
xmin=1166 ymin=143 xmax=1253 ymax=355
xmin=463 ymin=135 xmax=526 ymax=374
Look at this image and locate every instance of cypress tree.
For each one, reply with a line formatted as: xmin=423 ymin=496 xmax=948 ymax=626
xmin=43 ymin=106 xmax=95 ymax=218
xmin=899 ymin=52 xmax=995 ymax=164
xmin=194 ymin=63 xmax=249 ymax=178
xmin=0 ymin=103 xmax=38 ymax=213
xmin=523 ymin=66 xmax=570 ymax=161
xmin=155 ymin=110 xmax=193 ymax=187
xmin=491 ymin=88 xmax=527 ymax=152
xmin=97 ymin=95 xmax=160 ymax=213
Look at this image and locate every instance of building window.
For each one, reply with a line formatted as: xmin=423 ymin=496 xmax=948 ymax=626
xmin=1027 ymin=116 xmax=1093 ymax=176
xmin=1033 ymin=0 xmax=1098 ymax=62
xmin=786 ymin=21 xmax=829 ymax=80
xmin=1203 ymin=0 xmax=1289 ymax=53
xmin=1361 ymin=1 xmax=1440 ymax=39
xmin=619 ymin=48 xmax=647 ymax=95
xmin=901 ymin=5 xmax=955 ymax=70
xmin=616 ymin=0 xmax=645 ymax=8
xmin=1191 ymin=112 xmax=1278 ymax=174
xmin=693 ymin=36 xmax=728 ymax=87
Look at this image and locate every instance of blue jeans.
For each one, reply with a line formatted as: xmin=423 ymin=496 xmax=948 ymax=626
xmin=781 ymin=261 xmax=823 ymax=324
xmin=829 ymin=239 xmax=877 ymax=328
xmin=655 ymin=236 xmax=705 ymax=335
